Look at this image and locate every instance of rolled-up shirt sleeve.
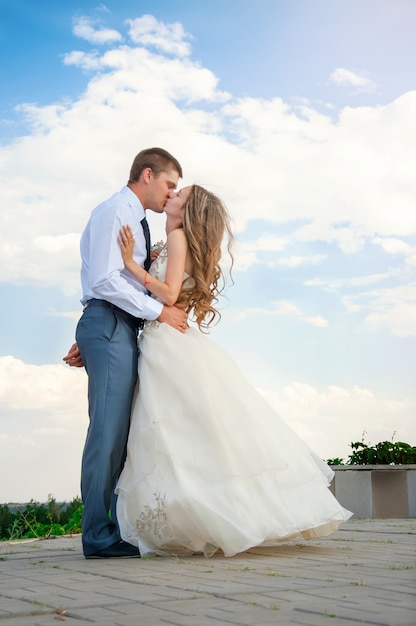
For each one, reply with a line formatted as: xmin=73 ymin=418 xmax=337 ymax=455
xmin=80 ymin=187 xmax=163 ymax=320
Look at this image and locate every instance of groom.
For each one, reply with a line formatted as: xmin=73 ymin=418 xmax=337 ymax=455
xmin=64 ymin=148 xmax=187 ymax=558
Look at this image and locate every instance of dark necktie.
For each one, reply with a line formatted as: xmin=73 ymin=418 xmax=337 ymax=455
xmin=141 ymin=217 xmax=151 ymax=270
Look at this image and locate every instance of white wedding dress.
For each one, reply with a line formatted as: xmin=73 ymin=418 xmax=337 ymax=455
xmin=116 ymin=247 xmax=352 ymax=557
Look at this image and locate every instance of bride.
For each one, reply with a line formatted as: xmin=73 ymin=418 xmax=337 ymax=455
xmin=115 ymin=184 xmax=352 ymax=558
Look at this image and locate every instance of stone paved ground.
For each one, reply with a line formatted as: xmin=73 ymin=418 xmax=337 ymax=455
xmin=0 ymin=519 xmax=415 ymax=626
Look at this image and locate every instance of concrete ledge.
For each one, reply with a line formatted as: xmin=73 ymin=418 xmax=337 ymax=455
xmin=330 ymin=464 xmax=416 ymax=518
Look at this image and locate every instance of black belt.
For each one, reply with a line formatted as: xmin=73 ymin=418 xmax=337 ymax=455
xmin=84 ymin=298 xmax=145 ymax=330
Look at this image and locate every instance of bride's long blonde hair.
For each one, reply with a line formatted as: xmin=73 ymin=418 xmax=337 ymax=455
xmin=178 ymin=185 xmax=233 ymax=330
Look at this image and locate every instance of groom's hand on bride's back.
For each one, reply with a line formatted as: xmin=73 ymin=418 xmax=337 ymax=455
xmin=63 ymin=343 xmax=84 ymax=368
xmin=158 ymin=305 xmax=188 ymax=333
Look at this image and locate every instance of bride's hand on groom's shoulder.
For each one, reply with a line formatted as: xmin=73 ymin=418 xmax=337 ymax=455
xmin=63 ymin=343 xmax=84 ymax=368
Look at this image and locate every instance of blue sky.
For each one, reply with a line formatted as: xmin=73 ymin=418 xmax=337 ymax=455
xmin=0 ymin=0 xmax=415 ymax=502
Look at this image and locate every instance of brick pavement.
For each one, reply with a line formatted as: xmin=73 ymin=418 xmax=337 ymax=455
xmin=0 ymin=519 xmax=415 ymax=625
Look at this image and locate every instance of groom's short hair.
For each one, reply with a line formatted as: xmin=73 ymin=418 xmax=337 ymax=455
xmin=128 ymin=147 xmax=183 ymax=183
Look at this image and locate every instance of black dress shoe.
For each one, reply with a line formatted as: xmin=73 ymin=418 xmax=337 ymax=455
xmin=85 ymin=540 xmax=141 ymax=559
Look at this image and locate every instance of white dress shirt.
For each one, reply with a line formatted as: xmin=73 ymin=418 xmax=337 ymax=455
xmin=80 ymin=186 xmax=163 ymax=320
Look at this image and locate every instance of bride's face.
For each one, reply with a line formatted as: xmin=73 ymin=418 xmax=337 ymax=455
xmin=165 ymin=186 xmax=192 ymax=221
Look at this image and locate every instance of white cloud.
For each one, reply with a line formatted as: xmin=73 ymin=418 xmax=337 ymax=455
xmin=1 ymin=31 xmax=415 ymax=297
xmin=278 ymin=254 xmax=327 ymax=267
xmin=363 ymin=284 xmax=416 ymax=337
xmin=50 ymin=309 xmax=84 ymax=321
xmin=258 ymin=381 xmax=415 ymax=461
xmin=0 ymin=356 xmax=86 ymax=412
xmin=0 ymin=356 xmax=87 ymax=502
xmin=305 ymin=269 xmax=399 ymax=293
xmin=0 ymin=433 xmax=35 ymax=448
xmin=34 ymin=233 xmax=80 ymax=255
xmin=347 ymin=271 xmax=399 ymax=287
xmin=305 ymin=315 xmax=328 ymax=328
xmin=337 ymin=281 xmax=416 ymax=336
xmin=63 ymin=45 xmax=226 ymax=101
xmin=373 ymin=236 xmax=410 ymax=255
xmin=373 ymin=236 xmax=416 ymax=267
xmin=126 ymin=14 xmax=192 ymax=58
xmin=63 ymin=50 xmax=101 ymax=70
xmin=233 ymin=300 xmax=328 ymax=328
xmin=303 ymin=269 xmax=416 ymax=336
xmin=329 ymin=67 xmax=376 ymax=92
xmin=294 ymin=222 xmax=366 ymax=254
xmin=0 ymin=12 xmax=413 ymax=372
xmin=234 ymin=235 xmax=288 ymax=270
xmin=73 ymin=16 xmax=123 ymax=45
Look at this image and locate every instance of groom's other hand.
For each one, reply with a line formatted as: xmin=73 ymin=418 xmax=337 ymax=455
xmin=158 ymin=305 xmax=188 ymax=333
xmin=63 ymin=343 xmax=84 ymax=368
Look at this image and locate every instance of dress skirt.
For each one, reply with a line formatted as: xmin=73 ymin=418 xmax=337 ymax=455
xmin=116 ymin=321 xmax=352 ymax=557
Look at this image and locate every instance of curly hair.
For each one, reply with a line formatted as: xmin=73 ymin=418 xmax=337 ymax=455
xmin=178 ymin=185 xmax=233 ymax=330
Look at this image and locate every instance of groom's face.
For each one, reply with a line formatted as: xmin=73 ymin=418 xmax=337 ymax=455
xmin=147 ymin=168 xmax=180 ymax=213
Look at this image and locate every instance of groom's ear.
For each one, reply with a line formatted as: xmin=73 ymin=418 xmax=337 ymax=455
xmin=142 ymin=167 xmax=153 ymax=184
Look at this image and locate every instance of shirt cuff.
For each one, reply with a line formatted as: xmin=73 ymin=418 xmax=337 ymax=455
xmin=142 ymin=295 xmax=163 ymax=320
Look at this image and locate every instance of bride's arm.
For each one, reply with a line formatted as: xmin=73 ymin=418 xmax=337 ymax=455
xmin=119 ymin=225 xmax=187 ymax=306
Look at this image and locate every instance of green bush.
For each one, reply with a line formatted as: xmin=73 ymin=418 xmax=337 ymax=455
xmin=325 ymin=457 xmax=345 ymax=465
xmin=0 ymin=504 xmax=14 ymax=538
xmin=64 ymin=504 xmax=83 ymax=534
xmin=1 ymin=496 xmax=83 ymax=541
xmin=326 ymin=433 xmax=416 ymax=466
xmin=347 ymin=439 xmax=416 ymax=465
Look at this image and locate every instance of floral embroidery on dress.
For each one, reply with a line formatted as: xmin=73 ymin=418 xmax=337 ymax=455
xmin=150 ymin=245 xmax=167 ymax=282
xmin=143 ymin=319 xmax=160 ymax=332
xmin=134 ymin=492 xmax=170 ymax=538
